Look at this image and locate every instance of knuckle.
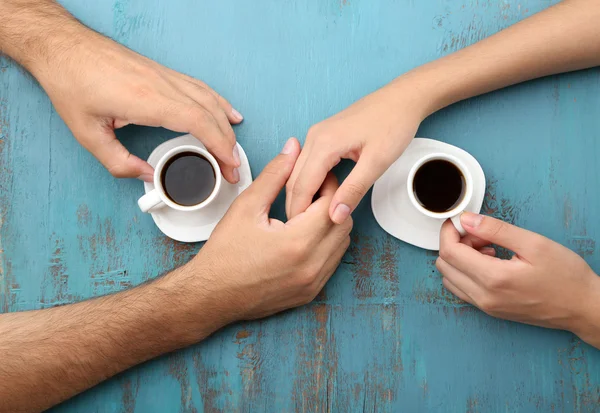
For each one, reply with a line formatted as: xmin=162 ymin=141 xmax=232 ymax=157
xmin=306 ymin=125 xmax=321 ymax=140
xmin=291 ymin=180 xmax=306 ymax=198
xmin=343 ymin=181 xmax=369 ymax=198
xmin=306 ymin=124 xmax=329 ymax=144
xmin=286 ymin=240 xmax=309 ymax=261
xmin=486 ymin=219 xmax=506 ymax=239
xmin=484 ymin=272 xmax=508 ymax=290
xmin=131 ymin=84 xmax=155 ymax=100
xmin=260 ymin=164 xmax=282 ymax=181
xmin=107 ymin=163 xmax=129 ymax=179
xmin=438 ymin=247 xmax=454 ymax=263
xmin=476 ymin=294 xmax=498 ymax=313
xmin=296 ymin=271 xmax=318 ymax=290
xmin=202 ymin=90 xmax=221 ymax=109
xmin=188 ymin=106 xmax=212 ymax=123
xmin=435 ymin=257 xmax=444 ymax=272
xmin=217 ymin=95 xmax=232 ymax=109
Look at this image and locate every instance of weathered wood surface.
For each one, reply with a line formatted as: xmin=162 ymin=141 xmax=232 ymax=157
xmin=1 ymin=0 xmax=599 ymax=411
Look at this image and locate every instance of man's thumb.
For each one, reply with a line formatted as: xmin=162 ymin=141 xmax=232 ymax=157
xmin=243 ymin=138 xmax=301 ymax=212
xmin=83 ymin=128 xmax=154 ymax=181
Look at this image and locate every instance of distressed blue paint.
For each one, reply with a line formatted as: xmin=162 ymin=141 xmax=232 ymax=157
xmin=1 ymin=0 xmax=599 ymax=412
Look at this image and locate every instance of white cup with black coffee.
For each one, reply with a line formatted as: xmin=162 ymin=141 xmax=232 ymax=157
xmin=406 ymin=152 xmax=473 ymax=235
xmin=138 ymin=145 xmax=222 ymax=213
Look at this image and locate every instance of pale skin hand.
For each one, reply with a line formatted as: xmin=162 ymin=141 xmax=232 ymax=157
xmin=0 ymin=138 xmax=352 ymax=413
xmin=286 ymin=0 xmax=600 ymax=223
xmin=0 ymin=0 xmax=243 ymax=183
xmin=437 ymin=213 xmax=600 ymax=350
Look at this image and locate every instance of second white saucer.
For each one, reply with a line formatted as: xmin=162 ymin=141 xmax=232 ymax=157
xmin=371 ymin=138 xmax=486 ymax=251
xmin=142 ymin=134 xmax=253 ymax=243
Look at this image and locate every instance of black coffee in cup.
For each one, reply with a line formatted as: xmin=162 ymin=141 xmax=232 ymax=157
xmin=161 ymin=152 xmax=216 ymax=206
xmin=412 ymin=159 xmax=465 ymax=213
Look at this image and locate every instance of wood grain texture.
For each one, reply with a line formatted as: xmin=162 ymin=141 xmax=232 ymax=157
xmin=1 ymin=0 xmax=599 ymax=411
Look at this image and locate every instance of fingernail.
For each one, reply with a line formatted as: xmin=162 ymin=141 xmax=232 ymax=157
xmin=137 ymin=173 xmax=153 ymax=183
xmin=461 ymin=212 xmax=483 ymax=228
xmin=281 ymin=138 xmax=294 ymax=155
xmin=232 ymin=168 xmax=240 ymax=183
xmin=232 ymin=108 xmax=244 ymax=121
xmin=331 ymin=204 xmax=351 ymax=224
xmin=232 ymin=145 xmax=241 ymax=167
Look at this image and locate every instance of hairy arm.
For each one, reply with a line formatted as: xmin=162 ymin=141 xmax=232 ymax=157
xmin=0 ymin=139 xmax=351 ymax=413
xmin=0 ymin=265 xmax=226 ymax=413
xmin=0 ymin=0 xmax=243 ymax=183
xmin=0 ymin=0 xmax=83 ymax=76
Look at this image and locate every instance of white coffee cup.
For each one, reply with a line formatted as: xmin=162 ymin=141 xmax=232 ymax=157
xmin=406 ymin=152 xmax=473 ymax=235
xmin=138 ymin=145 xmax=222 ymax=213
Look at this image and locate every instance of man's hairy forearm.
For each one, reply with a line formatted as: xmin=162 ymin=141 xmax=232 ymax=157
xmin=0 ymin=0 xmax=87 ymax=75
xmin=0 ymin=264 xmax=225 ymax=413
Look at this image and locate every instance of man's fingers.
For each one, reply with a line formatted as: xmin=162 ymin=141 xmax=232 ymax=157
xmin=173 ymin=77 xmax=238 ymax=146
xmin=314 ymin=235 xmax=351 ymax=293
xmin=182 ymin=79 xmax=243 ymax=124
xmin=242 ymin=138 xmax=301 ymax=214
xmin=214 ymin=93 xmax=243 ymax=124
xmin=80 ymin=126 xmax=154 ymax=181
xmin=153 ymin=98 xmax=240 ymax=182
xmin=439 ymin=219 xmax=502 ymax=281
xmin=167 ymin=71 xmax=244 ymax=124
xmin=460 ymin=212 xmax=545 ymax=257
xmin=329 ymin=153 xmax=388 ymax=224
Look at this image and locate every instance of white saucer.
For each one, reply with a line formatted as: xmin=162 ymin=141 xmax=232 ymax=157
xmin=372 ymin=138 xmax=485 ymax=251
xmin=142 ymin=134 xmax=253 ymax=243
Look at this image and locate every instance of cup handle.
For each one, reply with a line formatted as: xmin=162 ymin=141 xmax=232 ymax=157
xmin=450 ymin=213 xmax=467 ymax=236
xmin=138 ymin=189 xmax=164 ymax=213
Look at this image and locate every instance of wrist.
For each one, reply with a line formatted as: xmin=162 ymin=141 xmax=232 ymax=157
xmin=570 ymin=270 xmax=600 ymax=348
xmin=156 ymin=260 xmax=236 ymax=345
xmin=386 ymin=63 xmax=451 ymax=121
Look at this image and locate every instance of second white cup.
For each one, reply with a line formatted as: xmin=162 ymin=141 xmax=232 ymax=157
xmin=406 ymin=152 xmax=473 ymax=235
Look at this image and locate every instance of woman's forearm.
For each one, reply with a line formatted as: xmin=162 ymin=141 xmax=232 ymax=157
xmin=393 ymin=0 xmax=600 ymax=118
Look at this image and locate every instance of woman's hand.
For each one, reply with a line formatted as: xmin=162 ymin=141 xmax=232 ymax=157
xmin=285 ymin=81 xmax=428 ymax=223
xmin=437 ymin=212 xmax=600 ymax=348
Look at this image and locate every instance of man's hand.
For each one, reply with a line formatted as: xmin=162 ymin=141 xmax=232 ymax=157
xmin=0 ymin=0 xmax=243 ymax=183
xmin=437 ymin=212 xmax=600 ymax=348
xmin=285 ymin=83 xmax=425 ymax=223
xmin=187 ymin=137 xmax=353 ymax=321
xmin=0 ymin=138 xmax=352 ymax=413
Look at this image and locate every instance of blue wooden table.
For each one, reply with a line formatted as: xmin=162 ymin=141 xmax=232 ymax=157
xmin=1 ymin=0 xmax=599 ymax=411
